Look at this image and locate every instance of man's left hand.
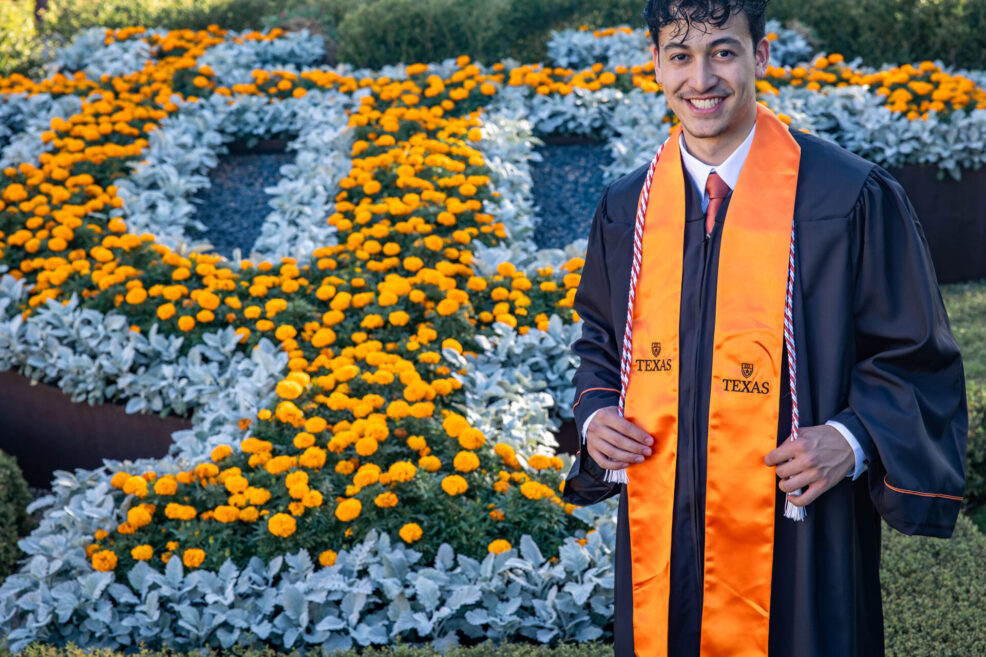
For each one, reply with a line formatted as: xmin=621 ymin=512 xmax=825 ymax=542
xmin=764 ymin=425 xmax=855 ymax=507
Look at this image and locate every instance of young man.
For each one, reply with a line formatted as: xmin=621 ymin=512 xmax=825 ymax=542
xmin=562 ymin=1 xmax=967 ymax=656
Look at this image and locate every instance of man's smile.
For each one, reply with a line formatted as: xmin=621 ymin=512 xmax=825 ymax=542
xmin=685 ymin=96 xmax=727 ymax=113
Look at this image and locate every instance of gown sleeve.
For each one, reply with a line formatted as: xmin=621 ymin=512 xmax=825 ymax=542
xmin=831 ymin=166 xmax=967 ymax=537
xmin=562 ymin=186 xmax=623 ymax=506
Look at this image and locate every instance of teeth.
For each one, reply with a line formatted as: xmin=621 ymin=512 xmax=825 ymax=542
xmin=690 ymin=97 xmax=722 ymax=109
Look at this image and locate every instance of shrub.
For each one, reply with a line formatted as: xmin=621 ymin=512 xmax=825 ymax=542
xmin=882 ymin=515 xmax=986 ymax=657
xmin=334 ymin=0 xmax=646 ymax=70
xmin=0 ymin=449 xmax=32 ymax=580
xmin=335 ymin=0 xmax=507 ymax=70
xmin=964 ymin=381 xmax=986 ymax=508
xmin=0 ymin=0 xmax=44 ymax=78
xmin=36 ymin=0 xmax=301 ymax=43
xmin=259 ymin=2 xmax=346 ymax=64
xmin=768 ymin=0 xmax=986 ymax=70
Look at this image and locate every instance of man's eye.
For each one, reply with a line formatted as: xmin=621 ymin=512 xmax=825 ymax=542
xmin=671 ymin=54 xmax=687 ymax=62
xmin=717 ymin=50 xmax=734 ymax=58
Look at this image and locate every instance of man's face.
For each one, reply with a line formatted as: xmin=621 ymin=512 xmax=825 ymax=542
xmin=652 ymin=10 xmax=769 ymax=154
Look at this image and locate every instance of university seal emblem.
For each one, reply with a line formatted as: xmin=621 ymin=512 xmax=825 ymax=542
xmin=651 ymin=342 xmax=661 ymax=357
xmin=741 ymin=362 xmax=754 ymax=379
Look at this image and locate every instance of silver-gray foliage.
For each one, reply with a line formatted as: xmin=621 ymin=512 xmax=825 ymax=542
xmin=0 ymin=527 xmax=614 ymax=652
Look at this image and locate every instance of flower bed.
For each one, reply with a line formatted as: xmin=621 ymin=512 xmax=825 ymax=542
xmin=0 ymin=22 xmax=984 ymax=650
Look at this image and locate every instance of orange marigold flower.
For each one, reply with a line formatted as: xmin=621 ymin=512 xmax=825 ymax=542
xmin=436 ymin=298 xmax=459 ymax=315
xmin=224 ymin=474 xmax=249 ymax=494
xmin=399 ymin=522 xmax=423 ymax=543
xmin=521 ymin=480 xmax=552 ymax=500
xmin=441 ymin=474 xmax=468 ymax=496
xmin=319 ymin=549 xmax=338 ymax=567
xmin=488 ymin=539 xmax=512 ymax=554
xmin=494 ymin=442 xmax=516 ymax=460
xmin=247 ymin=487 xmax=272 ymax=505
xmin=131 ymin=545 xmax=153 ymax=561
xmin=165 ymin=503 xmax=197 ymax=521
xmin=457 ymin=427 xmax=485 ymax=450
xmin=182 ymin=548 xmax=205 ymax=568
xmin=240 ymin=437 xmax=273 ymax=453
xmin=453 ymin=451 xmax=480 ymax=473
xmin=153 ymin=476 xmax=178 ymax=495
xmin=267 ymin=512 xmax=297 ymax=537
xmin=293 ymin=431 xmax=316 ymax=449
xmin=335 ymin=498 xmax=362 ymax=522
xmin=213 ymin=505 xmax=240 ymax=523
xmin=419 ymin=455 xmax=441 ymax=472
xmin=443 ymin=413 xmax=469 ymax=438
xmin=265 ymin=455 xmax=296 ymax=475
xmin=304 ymin=416 xmax=328 ymax=433
xmin=355 ymin=437 xmax=378 ymax=456
xmin=374 ymin=491 xmax=398 ymax=508
xmin=303 ymin=490 xmax=323 ymax=508
xmin=123 ymin=475 xmax=148 ymax=497
xmin=299 ymin=446 xmax=327 ymax=469
xmin=91 ymin=549 xmax=118 ymax=571
xmin=211 ymin=444 xmax=233 ymax=462
xmin=127 ymin=506 xmax=152 ymax=528
xmin=276 ymin=379 xmax=303 ymax=400
xmin=195 ymin=462 xmax=219 ymax=479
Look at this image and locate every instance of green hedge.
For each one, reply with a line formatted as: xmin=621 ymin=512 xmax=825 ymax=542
xmin=882 ymin=514 xmax=986 ymax=657
xmin=0 ymin=449 xmax=32 ymax=581
xmin=37 ymin=0 xmax=299 ymax=40
xmin=2 ymin=0 xmax=645 ymax=77
xmin=768 ymin=0 xmax=986 ymax=70
xmin=0 ymin=0 xmax=43 ymax=78
xmin=10 ymin=0 xmax=986 ymax=76
xmin=965 ymin=382 xmax=986 ymax=511
xmin=333 ymin=0 xmax=642 ymax=70
xmin=0 ymin=0 xmax=322 ymax=77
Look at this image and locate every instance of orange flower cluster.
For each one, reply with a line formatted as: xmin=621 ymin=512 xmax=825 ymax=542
xmin=10 ymin=34 xmax=592 ymax=574
xmin=763 ymin=55 xmax=986 ymax=119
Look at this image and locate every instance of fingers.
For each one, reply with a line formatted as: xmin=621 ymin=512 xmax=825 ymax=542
xmin=589 ymin=426 xmax=652 ymax=468
xmin=777 ymin=470 xmax=816 ymax=494
xmin=787 ymin=480 xmax=825 ymax=507
xmin=597 ymin=407 xmax=654 ymax=446
xmin=773 ymin=448 xmax=815 ymax=479
xmin=586 ymin=407 xmax=655 ymax=470
xmin=763 ymin=435 xmax=800 ymax=466
xmin=587 ymin=444 xmax=632 ymax=471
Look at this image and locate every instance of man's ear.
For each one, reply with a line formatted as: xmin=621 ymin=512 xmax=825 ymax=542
xmin=652 ymin=44 xmax=662 ymax=86
xmin=754 ymin=37 xmax=770 ymax=78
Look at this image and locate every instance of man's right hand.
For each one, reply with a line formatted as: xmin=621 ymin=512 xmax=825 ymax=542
xmin=585 ymin=406 xmax=654 ymax=470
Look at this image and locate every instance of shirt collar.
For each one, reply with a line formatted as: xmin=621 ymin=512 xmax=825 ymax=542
xmin=678 ymin=123 xmax=757 ymax=209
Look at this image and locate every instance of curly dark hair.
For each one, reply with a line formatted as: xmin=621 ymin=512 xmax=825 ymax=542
xmin=642 ymin=0 xmax=769 ymax=50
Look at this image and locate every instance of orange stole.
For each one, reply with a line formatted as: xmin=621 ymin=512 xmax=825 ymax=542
xmin=622 ymin=104 xmax=801 ymax=657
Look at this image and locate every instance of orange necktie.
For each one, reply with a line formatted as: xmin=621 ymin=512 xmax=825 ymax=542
xmin=705 ymin=171 xmax=731 ymax=235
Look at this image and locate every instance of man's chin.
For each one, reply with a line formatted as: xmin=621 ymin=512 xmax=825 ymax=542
xmin=676 ymin=119 xmax=730 ymax=140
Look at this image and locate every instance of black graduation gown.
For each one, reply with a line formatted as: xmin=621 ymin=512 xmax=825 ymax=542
xmin=562 ymin=130 xmax=967 ymax=657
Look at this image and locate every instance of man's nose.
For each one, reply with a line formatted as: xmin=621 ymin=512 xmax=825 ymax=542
xmin=690 ymin=57 xmax=719 ymax=92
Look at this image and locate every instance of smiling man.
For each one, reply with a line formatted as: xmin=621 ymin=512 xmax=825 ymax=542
xmin=561 ymin=1 xmax=967 ymax=656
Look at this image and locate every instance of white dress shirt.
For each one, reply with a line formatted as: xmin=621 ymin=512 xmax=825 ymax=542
xmin=580 ymin=124 xmax=868 ymax=480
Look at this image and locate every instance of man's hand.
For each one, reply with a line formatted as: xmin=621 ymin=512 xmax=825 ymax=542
xmin=764 ymin=425 xmax=855 ymax=506
xmin=585 ymin=406 xmax=653 ymax=470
